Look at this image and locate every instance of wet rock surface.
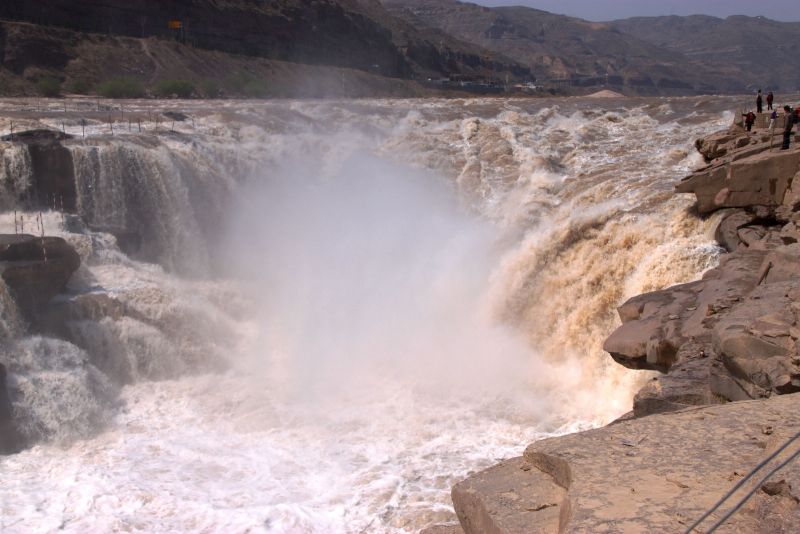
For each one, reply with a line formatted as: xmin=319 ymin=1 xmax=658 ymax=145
xmin=0 ymin=233 xmax=80 ymax=324
xmin=0 ymin=363 xmax=22 ymax=454
xmin=1 ymin=129 xmax=77 ymax=211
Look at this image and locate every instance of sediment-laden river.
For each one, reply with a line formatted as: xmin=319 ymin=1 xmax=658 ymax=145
xmin=0 ymin=96 xmax=735 ymax=532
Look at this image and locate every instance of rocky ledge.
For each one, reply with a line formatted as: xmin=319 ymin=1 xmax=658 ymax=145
xmin=1 ymin=233 xmax=80 ymax=323
xmin=606 ymin=129 xmax=800 ymax=415
xmin=446 ymin=394 xmax=800 ymax=533
xmin=432 ymin=125 xmax=800 ymax=533
xmin=0 ymin=233 xmax=80 ymax=453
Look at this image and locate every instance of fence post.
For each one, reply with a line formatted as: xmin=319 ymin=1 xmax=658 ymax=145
xmin=38 ymin=212 xmax=47 ymax=262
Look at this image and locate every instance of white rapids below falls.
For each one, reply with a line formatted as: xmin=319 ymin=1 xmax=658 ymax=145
xmin=0 ymin=96 xmax=739 ymax=532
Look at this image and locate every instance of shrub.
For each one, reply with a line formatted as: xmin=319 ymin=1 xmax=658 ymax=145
xmin=227 ymin=73 xmax=269 ymax=98
xmin=155 ymin=79 xmax=195 ymax=98
xmin=97 ymin=77 xmax=145 ymax=98
xmin=36 ymin=77 xmax=61 ymax=97
xmin=199 ymin=79 xmax=220 ymax=98
xmin=65 ymin=79 xmax=91 ymax=94
xmin=242 ymin=78 xmax=269 ymax=98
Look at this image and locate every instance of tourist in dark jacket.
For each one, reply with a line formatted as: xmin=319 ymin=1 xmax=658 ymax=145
xmin=782 ymin=105 xmax=794 ymax=150
xmin=744 ymin=110 xmax=756 ymax=131
xmin=756 ymin=90 xmax=763 ymax=113
xmin=767 ymin=91 xmax=774 ymax=110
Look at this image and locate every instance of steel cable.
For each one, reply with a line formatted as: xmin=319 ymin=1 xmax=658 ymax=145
xmin=684 ymin=430 xmax=800 ymax=533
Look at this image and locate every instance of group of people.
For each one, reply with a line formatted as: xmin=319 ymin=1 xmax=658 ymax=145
xmin=742 ymin=89 xmax=798 ymax=150
xmin=756 ymin=89 xmax=775 ymax=113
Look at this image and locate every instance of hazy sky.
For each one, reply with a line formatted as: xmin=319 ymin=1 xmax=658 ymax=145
xmin=472 ymin=0 xmax=799 ymax=22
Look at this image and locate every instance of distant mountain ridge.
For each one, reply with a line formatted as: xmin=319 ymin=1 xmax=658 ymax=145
xmin=385 ymin=0 xmax=800 ymax=95
xmin=0 ymin=0 xmax=798 ymax=97
xmin=610 ymin=15 xmax=800 ymax=92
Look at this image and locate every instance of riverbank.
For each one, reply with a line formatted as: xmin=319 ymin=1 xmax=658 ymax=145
xmin=438 ymin=124 xmax=800 ymax=533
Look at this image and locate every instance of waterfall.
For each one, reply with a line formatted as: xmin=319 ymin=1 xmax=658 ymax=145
xmin=0 ymin=96 xmax=739 ymax=533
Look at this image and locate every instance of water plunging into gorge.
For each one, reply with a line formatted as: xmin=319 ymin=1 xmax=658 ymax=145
xmin=0 ymin=96 xmax=735 ymax=532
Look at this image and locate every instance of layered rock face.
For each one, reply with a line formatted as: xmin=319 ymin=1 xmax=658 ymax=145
xmin=605 ymin=132 xmax=800 ymax=416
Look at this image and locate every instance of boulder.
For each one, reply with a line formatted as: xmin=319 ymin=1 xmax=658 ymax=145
xmin=162 ymin=111 xmax=189 ymax=122
xmin=694 ymin=127 xmax=749 ymax=161
xmin=677 ymin=146 xmax=800 ymax=214
xmin=87 ymin=224 xmax=142 ymax=256
xmin=715 ymin=209 xmax=757 ymax=251
xmin=603 ymin=244 xmax=790 ymax=409
xmin=604 ymin=249 xmax=765 ymax=374
xmin=713 ymin=281 xmax=800 ymax=396
xmin=0 ymin=234 xmax=80 ymax=324
xmin=632 ymin=341 xmax=726 ymax=417
xmin=776 ymin=169 xmax=800 ymax=221
xmin=451 ymin=457 xmax=565 ymax=534
xmin=0 ymin=363 xmax=22 ymax=454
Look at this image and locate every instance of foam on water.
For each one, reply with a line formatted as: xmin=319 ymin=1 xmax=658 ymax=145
xmin=0 ymin=96 xmax=738 ymax=533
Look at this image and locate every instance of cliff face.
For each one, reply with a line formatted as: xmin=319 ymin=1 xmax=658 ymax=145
xmin=0 ymin=20 xmax=437 ymax=98
xmin=0 ymin=0 xmax=409 ymax=77
xmin=438 ymin=124 xmax=800 ymax=533
xmin=0 ymin=0 xmax=529 ymax=91
xmin=608 ymin=128 xmax=800 ymax=415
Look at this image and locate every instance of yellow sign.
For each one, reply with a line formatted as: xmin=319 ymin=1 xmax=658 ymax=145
xmin=168 ymin=20 xmax=182 ymax=29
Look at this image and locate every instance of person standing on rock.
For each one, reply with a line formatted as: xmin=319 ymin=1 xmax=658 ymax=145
xmin=744 ymin=110 xmax=756 ymax=132
xmin=782 ymin=105 xmax=794 ymax=150
xmin=767 ymin=91 xmax=774 ymax=110
xmin=756 ymin=90 xmax=763 ymax=114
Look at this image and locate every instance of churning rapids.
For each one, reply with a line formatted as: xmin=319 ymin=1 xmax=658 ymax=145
xmin=0 ymin=96 xmax=736 ymax=533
